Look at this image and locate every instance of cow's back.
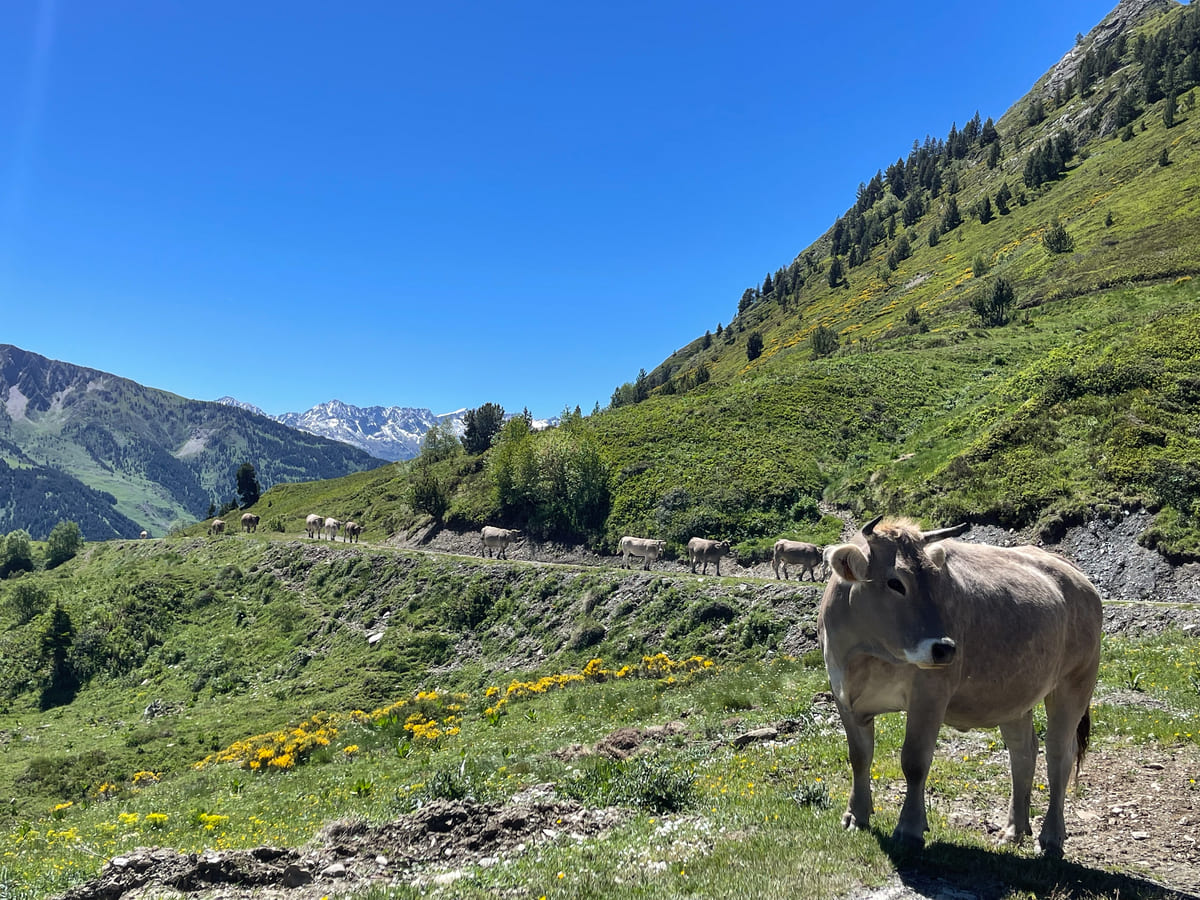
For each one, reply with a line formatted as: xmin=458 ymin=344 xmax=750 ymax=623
xmin=938 ymin=541 xmax=1101 ymax=727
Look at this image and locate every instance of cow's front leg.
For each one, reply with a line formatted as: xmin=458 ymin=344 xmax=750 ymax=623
xmin=836 ymin=704 xmax=875 ymax=830
xmin=895 ymin=700 xmax=944 ymax=847
xmin=998 ymin=712 xmax=1036 ymax=844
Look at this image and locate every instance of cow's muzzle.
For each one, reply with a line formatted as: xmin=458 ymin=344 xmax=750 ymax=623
xmin=929 ymin=638 xmax=956 ymax=666
xmin=905 ymin=637 xmax=957 ymax=669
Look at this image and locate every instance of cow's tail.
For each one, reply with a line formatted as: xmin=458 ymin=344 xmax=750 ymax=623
xmin=1073 ymin=707 xmax=1091 ymax=783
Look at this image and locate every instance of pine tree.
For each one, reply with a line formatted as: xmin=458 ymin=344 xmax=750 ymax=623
xmin=828 ymin=256 xmax=845 ymax=288
xmin=902 ymin=192 xmax=923 ymax=227
xmin=980 ymin=117 xmax=998 ymax=145
xmin=746 ymin=331 xmax=764 ymax=361
xmin=39 ymin=602 xmax=79 ymax=709
xmin=987 ymin=140 xmax=1001 ymax=169
xmin=462 ymin=402 xmax=505 ymax=454
xmin=941 ymin=198 xmax=962 ymax=232
xmin=1043 ymin=220 xmax=1075 ymax=253
xmin=236 ymin=463 xmax=261 ymax=509
xmin=995 ymin=182 xmax=1012 ymax=215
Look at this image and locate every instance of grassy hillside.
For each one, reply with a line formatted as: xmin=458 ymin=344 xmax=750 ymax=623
xmin=0 ymin=534 xmax=1197 ymax=898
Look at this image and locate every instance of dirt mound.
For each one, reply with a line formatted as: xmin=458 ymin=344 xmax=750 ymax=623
xmin=60 ymin=788 xmax=630 ymax=900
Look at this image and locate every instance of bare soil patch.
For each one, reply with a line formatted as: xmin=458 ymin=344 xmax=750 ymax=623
xmin=60 ymin=786 xmax=631 ymax=900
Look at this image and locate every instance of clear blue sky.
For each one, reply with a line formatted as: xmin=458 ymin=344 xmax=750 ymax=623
xmin=1 ymin=0 xmax=1121 ymax=419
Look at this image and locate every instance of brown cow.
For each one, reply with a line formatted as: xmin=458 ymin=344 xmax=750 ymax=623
xmin=687 ymin=537 xmax=731 ymax=575
xmin=481 ymin=526 xmax=521 ymax=559
xmin=241 ymin=513 xmax=260 ymax=533
xmin=208 ymin=518 xmax=226 ymax=536
xmin=618 ymin=536 xmax=666 ymax=570
xmin=343 ymin=521 xmax=362 ymax=543
xmin=818 ymin=516 xmax=1101 ymax=857
xmin=305 ymin=514 xmax=323 ymax=539
xmin=772 ymin=539 xmax=823 ymax=581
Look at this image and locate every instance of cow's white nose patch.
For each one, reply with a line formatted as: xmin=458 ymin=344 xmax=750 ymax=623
xmin=904 ymin=638 xmax=955 ymax=668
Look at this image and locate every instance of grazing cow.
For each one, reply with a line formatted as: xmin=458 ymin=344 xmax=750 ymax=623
xmin=343 ymin=521 xmax=362 ymax=543
xmin=618 ymin=536 xmax=666 ymax=570
xmin=772 ymin=539 xmax=824 ymax=581
xmin=480 ymin=526 xmax=521 ymax=559
xmin=139 ymin=530 xmax=148 ymax=539
xmin=687 ymin=537 xmax=731 ymax=575
xmin=818 ymin=516 xmax=1102 ymax=857
xmin=323 ymin=517 xmax=341 ymax=541
xmin=241 ymin=513 xmax=260 ymax=533
xmin=208 ymin=518 xmax=226 ymax=536
xmin=305 ymin=514 xmax=324 ymax=539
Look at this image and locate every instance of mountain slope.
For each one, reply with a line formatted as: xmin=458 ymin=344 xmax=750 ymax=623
xmin=574 ymin=0 xmax=1200 ymax=553
xmin=0 ymin=345 xmax=386 ymax=539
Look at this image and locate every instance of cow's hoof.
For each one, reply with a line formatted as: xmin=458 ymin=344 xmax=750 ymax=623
xmin=1036 ymin=838 xmax=1064 ymax=860
xmin=890 ymin=827 xmax=925 ymax=851
xmin=998 ymin=824 xmax=1030 ymax=845
xmin=841 ymin=811 xmax=869 ymax=831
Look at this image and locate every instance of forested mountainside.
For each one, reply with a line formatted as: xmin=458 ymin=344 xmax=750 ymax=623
xmin=0 ymin=345 xmax=385 ymax=539
xmin=243 ymin=0 xmax=1200 ymax=563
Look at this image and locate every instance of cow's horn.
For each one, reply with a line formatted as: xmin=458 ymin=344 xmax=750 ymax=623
xmin=921 ymin=522 xmax=969 ymax=543
xmin=861 ymin=514 xmax=884 ymax=536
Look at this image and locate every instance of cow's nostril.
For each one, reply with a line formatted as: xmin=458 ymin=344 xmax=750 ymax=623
xmin=931 ymin=639 xmax=956 ymax=664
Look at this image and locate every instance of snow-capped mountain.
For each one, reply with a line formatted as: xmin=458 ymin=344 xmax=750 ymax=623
xmin=217 ymin=397 xmax=467 ymax=461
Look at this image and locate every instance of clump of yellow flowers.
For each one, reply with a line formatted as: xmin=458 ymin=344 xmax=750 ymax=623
xmin=195 ymin=653 xmax=713 ymax=773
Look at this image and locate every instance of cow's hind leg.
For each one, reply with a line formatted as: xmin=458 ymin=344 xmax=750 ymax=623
xmin=1038 ymin=690 xmax=1091 ymax=857
xmin=997 ymin=712 xmax=1036 ymax=844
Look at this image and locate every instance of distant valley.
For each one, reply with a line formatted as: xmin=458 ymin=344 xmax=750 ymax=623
xmin=0 ymin=344 xmax=385 ymax=540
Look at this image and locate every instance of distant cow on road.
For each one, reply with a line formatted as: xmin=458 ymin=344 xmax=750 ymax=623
xmin=687 ymin=537 xmax=731 ymax=575
xmin=481 ymin=526 xmax=521 ymax=559
xmin=241 ymin=513 xmax=260 ymax=533
xmin=324 ymin=517 xmax=341 ymax=541
xmin=618 ymin=536 xmax=666 ymax=570
xmin=343 ymin=521 xmax=362 ymax=543
xmin=305 ymin=514 xmax=323 ymax=539
xmin=772 ymin=539 xmax=824 ymax=581
xmin=209 ymin=519 xmax=226 ymax=536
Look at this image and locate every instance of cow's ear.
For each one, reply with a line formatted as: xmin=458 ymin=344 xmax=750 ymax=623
xmin=828 ymin=544 xmax=869 ymax=583
xmin=926 ymin=544 xmax=947 ymax=570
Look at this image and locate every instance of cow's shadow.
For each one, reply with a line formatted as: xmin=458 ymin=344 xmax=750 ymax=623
xmin=870 ymin=828 xmax=1195 ymax=900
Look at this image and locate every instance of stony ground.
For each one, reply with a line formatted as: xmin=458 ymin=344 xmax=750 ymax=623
xmin=55 ymin=511 xmax=1200 ymax=899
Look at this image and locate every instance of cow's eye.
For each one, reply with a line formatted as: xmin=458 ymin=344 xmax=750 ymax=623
xmin=887 ymin=577 xmax=906 ymax=595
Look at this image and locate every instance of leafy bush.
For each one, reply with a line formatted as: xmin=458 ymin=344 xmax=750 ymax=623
xmin=970 ymin=276 xmax=1015 ymax=326
xmin=44 ymin=521 xmax=82 ymax=569
xmin=811 ymin=325 xmax=839 ymax=358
